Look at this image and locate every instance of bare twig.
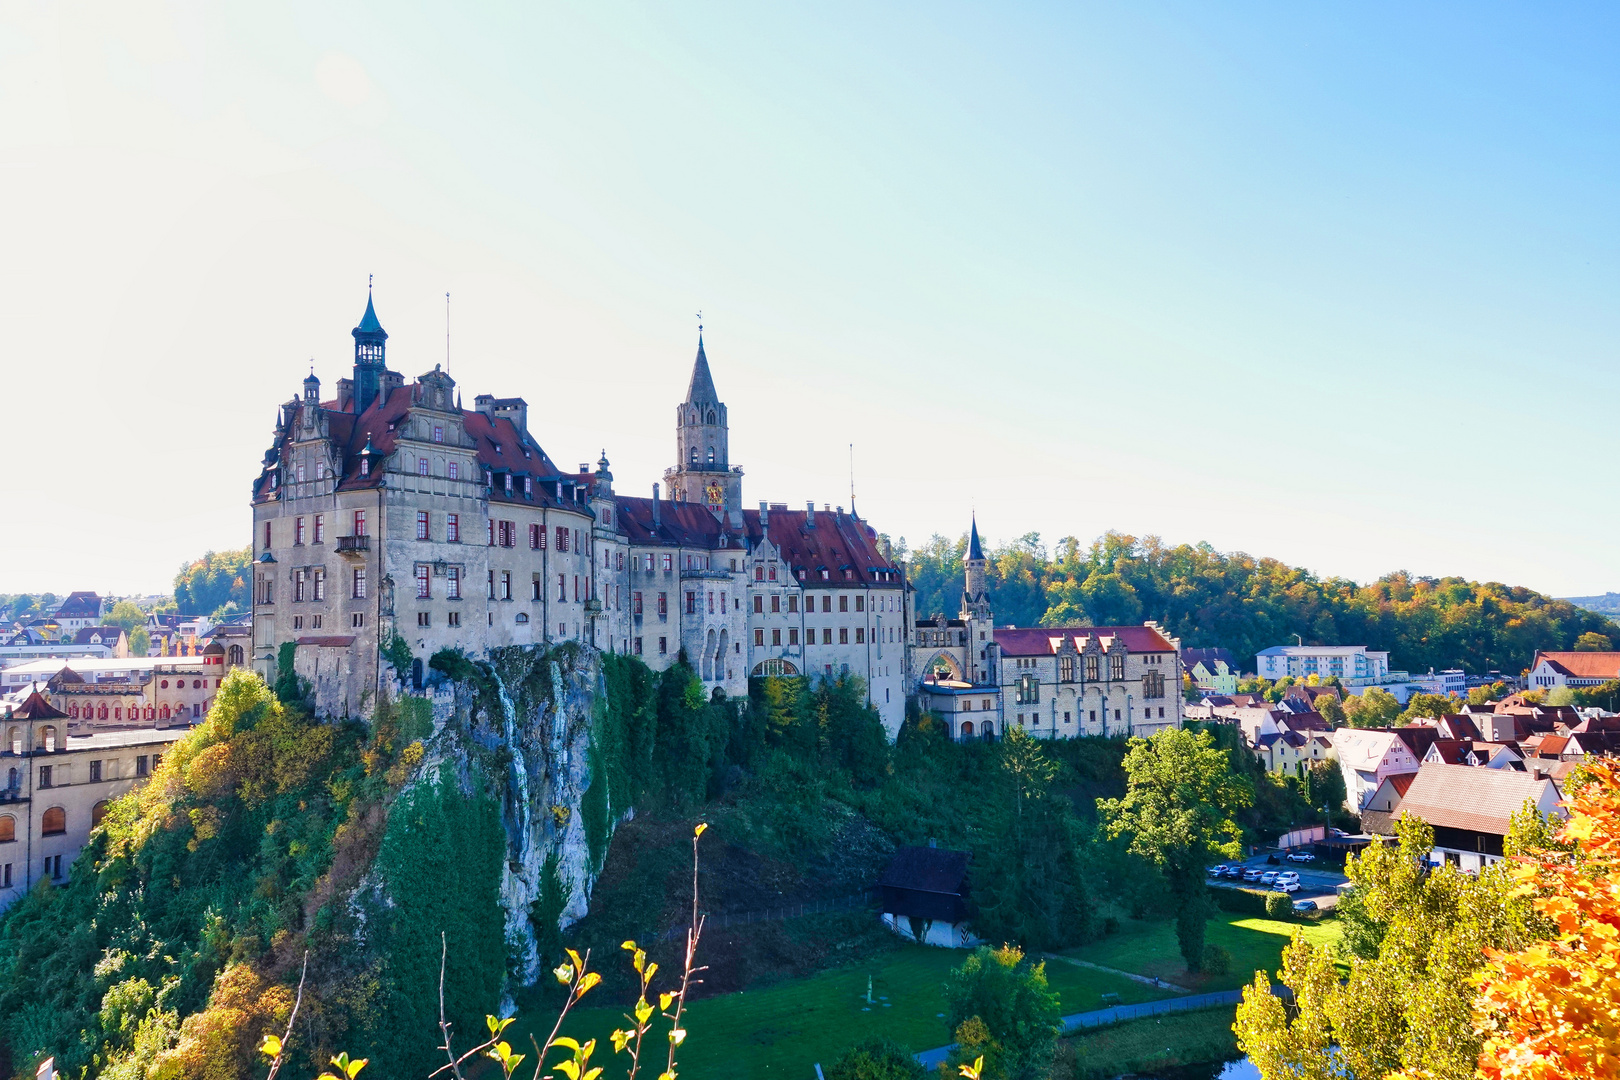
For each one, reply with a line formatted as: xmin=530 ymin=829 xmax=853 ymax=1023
xmin=662 ymin=826 xmax=710 ymax=1080
xmin=524 ymin=950 xmax=592 ymax=1080
xmin=434 ymin=932 xmax=466 ymax=1080
xmin=263 ymin=951 xmax=309 ymax=1080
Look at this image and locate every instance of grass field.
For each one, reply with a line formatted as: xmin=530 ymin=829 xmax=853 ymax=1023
xmin=1061 ymin=912 xmax=1343 ymax=992
xmin=1064 ymin=1005 xmax=1241 ymax=1079
xmin=507 ymin=942 xmax=1177 ymax=1079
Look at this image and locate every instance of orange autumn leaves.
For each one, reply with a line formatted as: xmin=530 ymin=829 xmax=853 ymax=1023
xmin=1477 ymin=761 xmax=1620 ymax=1079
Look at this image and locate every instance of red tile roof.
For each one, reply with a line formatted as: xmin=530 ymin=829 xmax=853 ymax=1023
xmin=1532 ymin=651 xmax=1620 ymax=680
xmin=993 ymin=625 xmax=1176 ymax=657
xmin=1398 ymin=763 xmax=1561 ymax=836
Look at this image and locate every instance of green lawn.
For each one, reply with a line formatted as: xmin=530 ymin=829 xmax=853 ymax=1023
xmin=508 ymin=943 xmax=1176 ymax=1079
xmin=1061 ymin=912 xmax=1343 ymax=992
xmin=1064 ymin=1005 xmax=1240 ymax=1079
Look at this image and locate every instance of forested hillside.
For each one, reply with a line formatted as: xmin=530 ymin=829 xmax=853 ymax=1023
xmin=900 ymin=530 xmax=1618 ymax=675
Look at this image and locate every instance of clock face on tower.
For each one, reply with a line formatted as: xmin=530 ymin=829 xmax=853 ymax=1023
xmin=705 ymin=481 xmax=724 ymax=505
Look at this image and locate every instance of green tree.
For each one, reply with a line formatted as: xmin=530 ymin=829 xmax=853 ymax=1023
xmin=128 ymin=625 xmax=151 ymax=657
xmin=1574 ymin=631 xmax=1613 ymax=651
xmin=1237 ymin=814 xmax=1534 ymax=1080
xmin=970 ymin=728 xmax=1087 ymax=949
xmin=1343 ymin=687 xmax=1402 ymax=727
xmin=826 ymin=1036 xmax=926 ymax=1080
xmin=1401 ymin=692 xmax=1456 ymax=721
xmin=171 ymin=548 xmax=251 ymax=617
xmin=105 ymin=600 xmax=144 ymax=631
xmin=943 ymin=945 xmax=1061 ymax=1080
xmin=1098 ymin=728 xmax=1252 ymax=970
xmin=1315 ymin=695 xmax=1345 ymax=727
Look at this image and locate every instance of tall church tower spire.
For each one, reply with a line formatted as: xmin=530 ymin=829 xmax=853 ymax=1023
xmin=962 ymin=513 xmax=991 ymax=620
xmin=665 ymin=326 xmax=742 ymax=512
xmin=352 ymin=283 xmax=389 ymax=414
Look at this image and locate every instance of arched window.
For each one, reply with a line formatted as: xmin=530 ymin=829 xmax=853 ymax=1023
xmin=981 ymin=722 xmax=996 ymax=742
xmin=707 ymin=447 xmax=715 ymax=465
xmin=39 ymin=726 xmax=56 ymax=752
xmin=706 ymin=410 xmax=715 ymax=426
xmin=960 ymin=720 xmax=974 ymax=739
xmin=91 ymin=801 xmax=110 ymax=828
xmin=411 ymin=658 xmax=424 ymax=692
xmin=7 ymin=728 xmax=18 ymax=755
xmin=6 ymin=769 xmax=16 ymax=790
xmin=98 ymin=704 xmax=108 ymax=720
xmin=160 ymin=705 xmax=171 ymax=721
xmin=228 ymin=645 xmax=243 ymax=666
xmin=0 ymin=815 xmax=13 ymax=842
xmin=41 ymin=807 xmax=65 ymax=836
xmin=689 ymin=447 xmax=698 ymax=464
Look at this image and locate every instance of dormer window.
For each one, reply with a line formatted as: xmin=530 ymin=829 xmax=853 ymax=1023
xmin=821 ymin=569 xmax=830 ymax=581
xmin=360 ymin=458 xmax=370 ymax=476
xmin=524 ymin=477 xmax=533 ymax=495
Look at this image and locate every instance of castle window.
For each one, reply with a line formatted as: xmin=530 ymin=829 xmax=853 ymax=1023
xmin=1085 ymin=655 xmax=1100 ymax=681
xmin=789 ymin=628 xmax=799 ymax=645
xmin=557 ymin=574 xmax=566 ymax=601
xmin=707 ymin=447 xmax=715 ymax=464
xmin=433 ymin=425 xmax=444 ymax=443
xmin=353 ymin=510 xmax=366 ymax=536
xmin=633 ymin=591 xmax=643 ymax=614
xmin=823 ymin=629 xmax=833 ymax=645
xmin=1060 ymin=656 xmax=1076 ymax=682
xmin=662 ymin=554 xmax=673 ymax=571
xmin=690 ymin=448 xmax=698 ymax=464
xmin=419 ymin=457 xmax=429 ymax=476
xmin=753 ymin=596 xmax=763 ymax=614
xmin=855 ymin=627 xmax=864 ymax=644
xmin=755 ymin=629 xmax=764 ymax=647
xmin=1110 ymin=653 xmax=1125 ymax=680
xmin=294 ymin=517 xmax=305 ymax=545
xmin=556 ymin=527 xmax=569 ymax=552
xmin=501 ymin=572 xmax=512 ymax=601
xmin=352 ymin=568 xmax=367 ymax=599
xmin=448 ymin=514 xmax=461 ymax=543
xmin=415 ymin=565 xmax=431 ymax=599
xmin=447 ymin=566 xmax=461 ymax=600
xmin=771 ymin=595 xmax=780 ymax=613
xmin=659 ymin=637 xmax=668 ymax=655
xmin=448 ymin=461 xmax=460 ymax=480
xmin=417 ymin=512 xmax=430 ymax=541
xmin=313 ymin=515 xmax=325 ymax=543
xmin=789 ymin=595 xmax=798 ymax=613
xmin=772 ymin=628 xmax=781 ymax=646
xmin=264 ymin=522 xmax=271 ymax=551
xmin=312 ymin=568 xmax=325 ymax=601
xmin=658 ymin=592 xmax=668 ymax=616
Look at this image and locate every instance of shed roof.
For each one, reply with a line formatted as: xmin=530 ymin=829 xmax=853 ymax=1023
xmin=878 ymin=846 xmax=969 ymax=896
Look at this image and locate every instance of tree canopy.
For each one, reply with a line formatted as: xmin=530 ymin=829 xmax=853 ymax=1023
xmin=171 ymin=548 xmax=251 ymax=618
xmin=1098 ymin=727 xmax=1251 ymax=969
xmin=897 ymin=529 xmax=1615 ymax=674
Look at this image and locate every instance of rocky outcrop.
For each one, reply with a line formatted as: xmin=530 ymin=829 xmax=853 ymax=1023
xmin=423 ymin=643 xmax=616 ymax=986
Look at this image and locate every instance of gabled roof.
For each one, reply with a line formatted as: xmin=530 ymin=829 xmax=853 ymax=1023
xmin=993 ymin=625 xmax=1176 ymax=657
xmin=1183 ymin=647 xmax=1236 ymax=668
xmin=879 ymin=846 xmax=969 ymax=895
xmin=72 ymin=626 xmax=125 ymax=645
xmin=1393 ymin=726 xmax=1443 ymax=760
xmin=54 ymin=592 xmax=102 ymax=619
xmin=1398 ymin=763 xmax=1562 ymax=836
xmin=1531 ymin=651 xmax=1620 ymax=680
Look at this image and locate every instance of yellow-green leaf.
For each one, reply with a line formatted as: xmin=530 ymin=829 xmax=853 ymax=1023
xmin=260 ymin=1035 xmax=283 ymax=1058
xmin=577 ymin=971 xmax=602 ymax=995
xmin=554 ymin=963 xmax=574 ymax=985
xmin=694 ymin=823 xmax=708 ymax=838
xmin=669 ymin=1028 xmax=687 ymax=1046
xmin=610 ymin=1029 xmax=632 ymax=1054
xmin=553 ymin=1037 xmax=581 ymax=1054
xmin=635 ymin=999 xmax=654 ymax=1025
xmin=659 ymin=992 xmax=675 ymax=1011
xmin=620 ymin=939 xmax=637 ymax=951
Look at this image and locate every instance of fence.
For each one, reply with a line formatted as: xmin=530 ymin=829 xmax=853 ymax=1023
xmin=656 ymin=891 xmax=877 ymax=941
xmin=1062 ymin=989 xmax=1244 ymax=1032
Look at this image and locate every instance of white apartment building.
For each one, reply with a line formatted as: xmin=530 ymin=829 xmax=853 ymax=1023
xmin=1255 ymin=644 xmax=1392 ymax=686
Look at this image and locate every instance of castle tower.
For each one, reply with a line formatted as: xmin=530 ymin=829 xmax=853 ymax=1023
xmin=962 ymin=514 xmax=992 ymax=620
xmin=351 ymin=288 xmax=389 ymax=414
xmin=664 ymin=330 xmax=743 ymax=510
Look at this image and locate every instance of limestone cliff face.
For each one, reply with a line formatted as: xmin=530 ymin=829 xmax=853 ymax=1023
xmin=420 ymin=644 xmax=615 ymax=986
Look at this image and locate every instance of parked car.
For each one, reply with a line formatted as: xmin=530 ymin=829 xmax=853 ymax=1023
xmin=1292 ymin=899 xmax=1318 ymax=913
xmin=1259 ymin=870 xmax=1279 ymax=884
xmin=1208 ymin=865 xmax=1228 ymax=877
xmin=1287 ymin=851 xmax=1316 ymax=863
xmin=1223 ymin=866 xmax=1243 ymax=879
xmin=1275 ymin=871 xmax=1300 ymax=885
xmin=1243 ymin=868 xmax=1264 ymax=882
xmin=1273 ymin=880 xmax=1301 ymax=893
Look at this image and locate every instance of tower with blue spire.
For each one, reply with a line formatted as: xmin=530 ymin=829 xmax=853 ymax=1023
xmin=963 ymin=513 xmax=991 ymax=618
xmin=352 ymin=284 xmax=389 ymax=414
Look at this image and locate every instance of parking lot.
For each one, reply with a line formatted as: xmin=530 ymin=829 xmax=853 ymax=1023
xmin=1208 ymin=851 xmax=1350 ymax=911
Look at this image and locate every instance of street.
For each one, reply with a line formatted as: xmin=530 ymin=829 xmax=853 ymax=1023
xmin=1208 ymin=852 xmax=1349 ymax=910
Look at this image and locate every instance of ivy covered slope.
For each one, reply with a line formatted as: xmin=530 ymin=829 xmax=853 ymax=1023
xmin=0 ymin=642 xmax=677 ymax=1080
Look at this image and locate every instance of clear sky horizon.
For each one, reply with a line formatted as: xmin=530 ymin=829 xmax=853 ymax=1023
xmin=2 ymin=3 xmax=1616 ymax=599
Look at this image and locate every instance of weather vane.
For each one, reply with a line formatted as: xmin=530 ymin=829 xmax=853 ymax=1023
xmin=696 ymin=309 xmax=703 ymax=333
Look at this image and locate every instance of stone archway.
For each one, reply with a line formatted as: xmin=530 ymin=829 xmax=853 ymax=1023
xmin=960 ymin=719 xmax=974 ymax=740
xmin=921 ymin=650 xmax=965 ymax=681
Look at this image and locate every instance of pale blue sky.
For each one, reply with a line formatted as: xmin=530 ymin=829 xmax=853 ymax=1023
xmin=1 ymin=3 xmax=1615 ymax=596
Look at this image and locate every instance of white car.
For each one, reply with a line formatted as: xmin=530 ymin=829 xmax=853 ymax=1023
xmin=1287 ymin=851 xmax=1316 ymax=863
xmin=1272 ymin=879 xmax=1301 ymax=893
xmin=1274 ymin=871 xmax=1300 ymax=886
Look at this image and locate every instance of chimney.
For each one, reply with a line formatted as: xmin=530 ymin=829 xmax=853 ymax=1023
xmin=652 ymin=483 xmax=661 ymax=527
xmin=759 ymin=500 xmax=768 ymax=529
xmin=806 ymin=500 xmax=816 ymax=527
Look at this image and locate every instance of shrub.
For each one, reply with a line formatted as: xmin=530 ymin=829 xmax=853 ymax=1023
xmin=1201 ymin=943 xmax=1232 ymax=976
xmin=826 ymin=1035 xmax=925 ymax=1080
xmin=1210 ymin=886 xmax=1270 ymax=916
xmin=1265 ymin=892 xmax=1292 ymax=919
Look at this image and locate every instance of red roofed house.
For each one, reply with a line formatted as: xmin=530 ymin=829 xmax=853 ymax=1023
xmin=1395 ymin=763 xmax=1564 ymax=873
xmin=252 ymin=294 xmax=909 ymax=727
xmin=1527 ymin=650 xmax=1620 ymax=691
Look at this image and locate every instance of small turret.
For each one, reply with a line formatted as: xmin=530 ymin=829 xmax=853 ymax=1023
xmin=303 ymin=366 xmax=321 ymax=405
xmin=352 ymin=285 xmax=389 ymax=414
xmin=962 ymin=514 xmax=991 ymax=621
